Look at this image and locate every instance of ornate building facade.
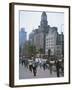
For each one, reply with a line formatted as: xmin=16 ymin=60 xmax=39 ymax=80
xmin=29 ymin=11 xmax=49 ymax=53
xmin=29 ymin=11 xmax=64 ymax=56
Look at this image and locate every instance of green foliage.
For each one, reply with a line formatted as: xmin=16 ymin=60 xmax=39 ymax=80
xmin=28 ymin=45 xmax=36 ymax=57
xmin=22 ymin=43 xmax=36 ymax=58
xmin=38 ymin=48 xmax=43 ymax=54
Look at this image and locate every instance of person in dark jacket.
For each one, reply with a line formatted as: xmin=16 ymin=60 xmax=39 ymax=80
xmin=29 ymin=63 xmax=33 ymax=72
xmin=32 ymin=63 xmax=37 ymax=76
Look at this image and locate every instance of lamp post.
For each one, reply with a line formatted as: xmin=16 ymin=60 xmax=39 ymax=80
xmin=61 ymin=24 xmax=64 ymax=58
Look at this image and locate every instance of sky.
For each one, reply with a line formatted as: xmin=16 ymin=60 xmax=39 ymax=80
xmin=19 ymin=11 xmax=64 ymax=39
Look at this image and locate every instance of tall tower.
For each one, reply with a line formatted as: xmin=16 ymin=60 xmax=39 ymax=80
xmin=40 ymin=11 xmax=48 ymax=28
xmin=19 ymin=28 xmax=27 ymax=48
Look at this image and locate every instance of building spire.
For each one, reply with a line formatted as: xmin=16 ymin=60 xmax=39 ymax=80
xmin=40 ymin=11 xmax=48 ymax=27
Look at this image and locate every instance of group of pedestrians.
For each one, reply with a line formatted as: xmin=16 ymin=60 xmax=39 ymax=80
xmin=21 ymin=57 xmax=29 ymax=68
xmin=21 ymin=57 xmax=37 ymax=76
xmin=21 ymin=56 xmax=64 ymax=77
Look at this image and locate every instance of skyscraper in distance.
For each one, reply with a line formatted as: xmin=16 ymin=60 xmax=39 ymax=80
xmin=19 ymin=28 xmax=27 ymax=48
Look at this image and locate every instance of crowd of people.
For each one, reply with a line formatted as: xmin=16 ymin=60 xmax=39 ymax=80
xmin=20 ymin=56 xmax=64 ymax=77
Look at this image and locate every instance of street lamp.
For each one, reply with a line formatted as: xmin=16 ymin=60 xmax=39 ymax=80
xmin=61 ymin=24 xmax=64 ymax=58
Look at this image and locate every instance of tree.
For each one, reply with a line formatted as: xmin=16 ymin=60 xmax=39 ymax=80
xmin=22 ymin=42 xmax=37 ymax=58
xmin=28 ymin=45 xmax=36 ymax=57
xmin=38 ymin=48 xmax=43 ymax=54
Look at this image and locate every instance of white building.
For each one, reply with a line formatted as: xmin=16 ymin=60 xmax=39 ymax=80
xmin=45 ymin=26 xmax=64 ymax=57
xmin=45 ymin=27 xmax=57 ymax=55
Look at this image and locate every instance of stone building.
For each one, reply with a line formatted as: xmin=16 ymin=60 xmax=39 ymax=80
xmin=45 ymin=29 xmax=64 ymax=57
xmin=29 ymin=31 xmax=34 ymax=45
xmin=56 ymin=32 xmax=64 ymax=57
xmin=29 ymin=11 xmax=49 ymax=53
xmin=45 ymin=27 xmax=58 ymax=55
xmin=29 ymin=11 xmax=64 ymax=56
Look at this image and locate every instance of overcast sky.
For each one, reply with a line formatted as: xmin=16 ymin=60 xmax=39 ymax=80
xmin=20 ymin=11 xmax=64 ymax=39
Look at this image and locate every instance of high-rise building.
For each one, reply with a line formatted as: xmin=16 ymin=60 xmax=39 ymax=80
xmin=19 ymin=28 xmax=27 ymax=48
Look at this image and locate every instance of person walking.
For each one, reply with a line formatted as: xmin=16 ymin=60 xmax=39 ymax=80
xmin=43 ymin=62 xmax=47 ymax=71
xmin=32 ymin=62 xmax=37 ymax=76
xmin=49 ymin=63 xmax=52 ymax=74
xmin=29 ymin=63 xmax=33 ymax=72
